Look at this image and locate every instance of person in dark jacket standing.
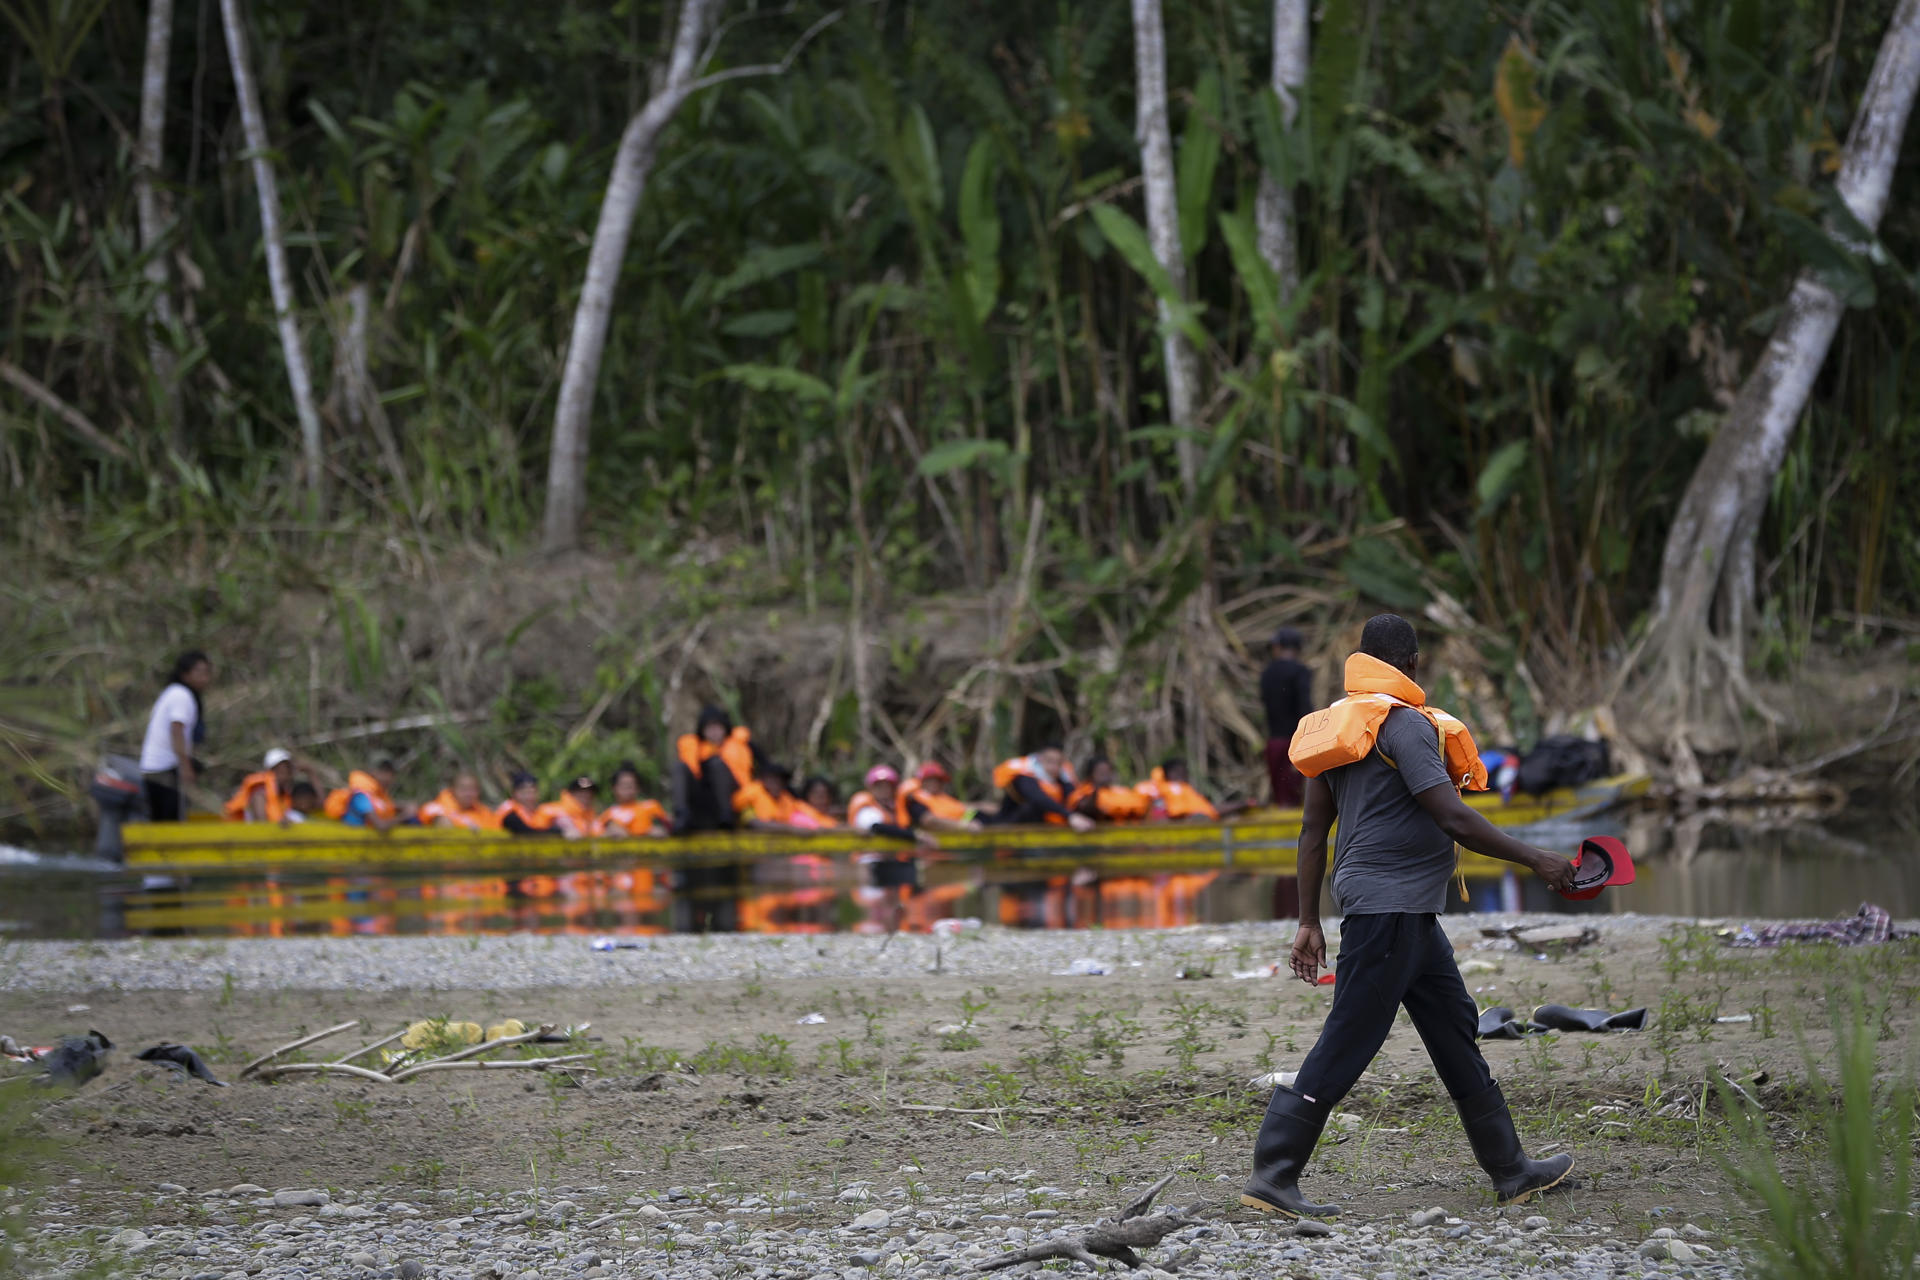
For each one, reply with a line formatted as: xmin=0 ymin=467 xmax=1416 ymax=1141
xmin=1241 ymin=614 xmax=1577 ymax=1219
xmin=1259 ymin=628 xmax=1312 ymax=806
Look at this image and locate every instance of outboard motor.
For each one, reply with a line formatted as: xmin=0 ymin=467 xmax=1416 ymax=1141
xmin=89 ymin=754 xmax=146 ymax=863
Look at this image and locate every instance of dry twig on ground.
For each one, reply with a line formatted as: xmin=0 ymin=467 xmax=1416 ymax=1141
xmin=972 ymin=1174 xmax=1199 ymax=1271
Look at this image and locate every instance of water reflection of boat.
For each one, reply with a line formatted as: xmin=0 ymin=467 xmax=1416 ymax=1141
xmin=120 ymin=774 xmax=1646 ymax=871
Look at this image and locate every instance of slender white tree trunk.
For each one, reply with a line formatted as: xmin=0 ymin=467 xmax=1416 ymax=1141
xmin=1256 ymin=0 xmax=1308 ymax=301
xmin=1648 ymin=0 xmax=1920 ymax=755
xmin=136 ymin=0 xmax=182 ymax=446
xmin=219 ymin=0 xmax=325 ymax=490
xmin=1129 ymin=0 xmax=1203 ymax=498
xmin=541 ymin=0 xmax=719 ymax=553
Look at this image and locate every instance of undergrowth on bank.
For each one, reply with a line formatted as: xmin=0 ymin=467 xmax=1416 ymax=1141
xmin=1720 ymin=995 xmax=1920 ymax=1280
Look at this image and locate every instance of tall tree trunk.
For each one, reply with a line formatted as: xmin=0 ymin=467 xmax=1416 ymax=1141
xmin=1129 ymin=0 xmax=1202 ymax=498
xmin=1256 ymin=0 xmax=1308 ymax=301
xmin=1646 ymin=0 xmax=1920 ymax=771
xmin=541 ymin=0 xmax=718 ymax=554
xmin=218 ymin=0 xmax=324 ymax=490
xmin=136 ymin=0 xmax=183 ymax=449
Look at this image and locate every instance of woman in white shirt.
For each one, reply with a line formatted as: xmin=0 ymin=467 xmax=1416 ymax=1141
xmin=139 ymin=650 xmax=212 ymax=820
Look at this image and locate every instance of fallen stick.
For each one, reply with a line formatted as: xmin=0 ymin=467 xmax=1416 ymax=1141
xmin=897 ymin=1103 xmax=1057 ymax=1116
xmin=384 ymin=1023 xmax=557 ymax=1081
xmin=252 ymin=1062 xmax=395 ymax=1084
xmin=240 ymin=1021 xmax=361 ymax=1079
xmin=973 ymin=1174 xmax=1196 ymax=1272
xmin=332 ymin=1028 xmax=408 ymax=1066
xmin=387 ymin=1055 xmax=592 ymax=1080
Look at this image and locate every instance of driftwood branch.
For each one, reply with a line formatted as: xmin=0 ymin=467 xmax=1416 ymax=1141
xmin=385 ymin=1055 xmax=593 ymax=1079
xmin=251 ymin=1061 xmax=395 ymax=1084
xmin=384 ymin=1023 xmax=556 ymax=1081
xmin=239 ymin=1021 xmax=360 ymax=1078
xmin=331 ymin=1028 xmax=409 ymax=1065
xmin=972 ymin=1175 xmax=1197 ymax=1272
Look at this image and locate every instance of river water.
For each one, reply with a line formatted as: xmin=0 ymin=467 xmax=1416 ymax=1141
xmin=3 ymin=807 xmax=1912 ymax=939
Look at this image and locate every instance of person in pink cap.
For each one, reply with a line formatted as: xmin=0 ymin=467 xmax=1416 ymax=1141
xmin=846 ymin=766 xmax=927 ymax=845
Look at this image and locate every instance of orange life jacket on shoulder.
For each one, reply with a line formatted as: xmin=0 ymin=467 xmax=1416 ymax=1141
xmin=845 ymin=789 xmax=894 ymax=830
xmin=896 ymin=779 xmax=972 ymax=827
xmin=991 ymin=756 xmax=1076 ymax=802
xmin=678 ymin=726 xmax=756 ymax=790
xmin=1067 ymin=782 xmax=1153 ymax=822
xmin=1288 ymin=653 xmax=1489 ymax=791
xmin=324 ymin=771 xmax=398 ymax=821
xmin=736 ymin=780 xmax=802 ymax=825
xmin=786 ymin=799 xmax=838 ymax=830
xmin=1135 ymin=769 xmax=1219 ymax=820
xmin=537 ymin=793 xmax=597 ymax=836
xmin=496 ymin=799 xmax=553 ymax=830
xmin=224 ymin=771 xmax=288 ymax=823
xmin=598 ymin=799 xmax=668 ymax=836
xmin=419 ymin=789 xmax=497 ymax=831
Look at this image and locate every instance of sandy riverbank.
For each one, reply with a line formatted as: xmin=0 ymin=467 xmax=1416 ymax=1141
xmin=7 ymin=916 xmax=1918 ymax=1278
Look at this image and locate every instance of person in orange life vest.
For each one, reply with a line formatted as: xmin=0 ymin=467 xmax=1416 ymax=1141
xmin=324 ymin=759 xmax=412 ymax=831
xmin=1136 ymin=757 xmax=1248 ymax=821
xmin=736 ymin=764 xmax=818 ymax=830
xmin=597 ymin=763 xmax=670 ymax=837
xmin=847 ymin=766 xmax=933 ymax=845
xmin=671 ymin=705 xmax=764 ymax=833
xmin=987 ymin=746 xmax=1094 ymax=832
xmin=1068 ymin=756 xmax=1152 ymax=823
xmin=1261 ymin=627 xmax=1313 ymax=807
xmin=496 ymin=771 xmax=560 ymax=837
xmin=1242 ymin=614 xmax=1577 ymax=1222
xmin=800 ymin=776 xmax=843 ymax=825
xmin=419 ymin=772 xmax=498 ymax=830
xmin=224 ymin=747 xmax=296 ymax=823
xmin=538 ymin=775 xmax=600 ymax=838
xmin=896 ymin=762 xmax=982 ymax=833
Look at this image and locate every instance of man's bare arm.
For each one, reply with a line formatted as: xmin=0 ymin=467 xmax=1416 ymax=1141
xmin=1412 ymin=785 xmax=1574 ymax=891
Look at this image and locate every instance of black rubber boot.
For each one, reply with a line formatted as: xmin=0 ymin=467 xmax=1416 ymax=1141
xmin=1240 ymin=1087 xmax=1341 ymax=1218
xmin=1455 ymin=1083 xmax=1574 ymax=1205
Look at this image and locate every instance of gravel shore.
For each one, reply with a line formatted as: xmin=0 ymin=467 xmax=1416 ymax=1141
xmin=31 ymin=1175 xmax=1743 ymax=1280
xmin=0 ymin=913 xmax=1700 ymax=993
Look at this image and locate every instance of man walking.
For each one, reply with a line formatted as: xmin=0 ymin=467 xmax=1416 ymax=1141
xmin=1242 ymin=614 xmax=1577 ymax=1218
xmin=1258 ymin=627 xmax=1312 ymax=806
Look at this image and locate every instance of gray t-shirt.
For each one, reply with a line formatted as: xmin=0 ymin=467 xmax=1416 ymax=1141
xmin=1326 ymin=706 xmax=1457 ymax=915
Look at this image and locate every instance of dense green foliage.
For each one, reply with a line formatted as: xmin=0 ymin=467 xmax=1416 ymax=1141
xmin=4 ymin=0 xmax=1919 ymax=785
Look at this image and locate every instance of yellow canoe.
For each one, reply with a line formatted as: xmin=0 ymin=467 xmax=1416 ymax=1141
xmin=121 ymin=773 xmax=1647 ymax=872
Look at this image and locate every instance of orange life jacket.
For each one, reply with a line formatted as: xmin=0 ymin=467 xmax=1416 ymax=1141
xmin=846 ymin=790 xmax=896 ymax=831
xmin=419 ymin=789 xmax=498 ymax=831
xmin=1135 ymin=769 xmax=1219 ymax=820
xmin=537 ymin=793 xmax=598 ymax=836
xmin=736 ymin=780 xmax=805 ymax=825
xmin=597 ymin=799 xmax=668 ymax=836
xmin=224 ymin=771 xmax=289 ymax=823
xmin=1288 ymin=653 xmax=1489 ymax=791
xmin=495 ymin=799 xmax=553 ymax=830
xmin=677 ymin=726 xmax=756 ymax=790
xmin=324 ymin=771 xmax=398 ymax=821
xmin=991 ymin=756 xmax=1076 ymax=803
xmin=896 ymin=779 xmax=972 ymax=826
xmin=1067 ymin=782 xmax=1153 ymax=822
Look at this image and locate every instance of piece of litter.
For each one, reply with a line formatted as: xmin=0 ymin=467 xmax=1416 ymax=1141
xmin=66 ymin=1005 xmax=89 ymax=1014
xmin=931 ymin=917 xmax=982 ymax=937
xmin=1232 ymin=964 xmax=1283 ymax=980
xmin=933 ymin=1024 xmax=966 ymax=1035
xmin=795 ymin=1013 xmax=827 ymax=1026
xmin=1459 ymin=959 xmax=1500 ymax=975
xmin=591 ymin=937 xmax=646 ymax=951
xmin=1055 ymin=958 xmax=1111 ymax=976
xmin=1249 ymin=1071 xmax=1299 ymax=1090
xmin=1714 ymin=1014 xmax=1753 ymax=1024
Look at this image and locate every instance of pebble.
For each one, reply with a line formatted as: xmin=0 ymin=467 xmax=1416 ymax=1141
xmin=1410 ymin=1207 xmax=1447 ymax=1227
xmin=1292 ymin=1221 xmax=1336 ymax=1238
xmin=399 ymin=1263 xmax=423 ymax=1279
xmin=1522 ymin=1216 xmax=1549 ymax=1231
xmin=273 ymin=1190 xmax=329 ymax=1209
xmin=850 ymin=1209 xmax=892 ymax=1230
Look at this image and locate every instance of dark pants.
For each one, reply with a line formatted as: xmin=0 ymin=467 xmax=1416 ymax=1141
xmin=1266 ymin=738 xmax=1303 ymax=808
xmin=143 ymin=771 xmax=185 ymax=822
xmin=983 ymin=791 xmax=1050 ymax=826
xmin=670 ymin=757 xmax=739 ymax=833
xmin=1292 ymin=912 xmax=1493 ymax=1105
